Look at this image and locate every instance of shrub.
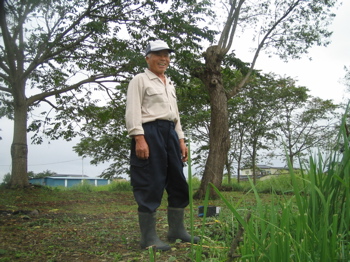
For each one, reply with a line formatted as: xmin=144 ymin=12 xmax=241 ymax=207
xmin=107 ymin=181 xmax=132 ymax=192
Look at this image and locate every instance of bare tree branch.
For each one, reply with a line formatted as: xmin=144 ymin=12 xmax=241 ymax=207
xmin=0 ymin=85 xmax=12 ymax=93
xmin=219 ymin=0 xmax=245 ymax=54
xmin=0 ymin=0 xmax=16 ymax=75
xmin=219 ymin=0 xmax=237 ymax=49
xmin=228 ymin=0 xmax=302 ymax=98
xmin=0 ymin=59 xmax=10 ymax=75
xmin=26 ymin=73 xmax=112 ymax=106
xmin=33 ymin=98 xmax=59 ymax=110
xmin=97 ymin=82 xmax=115 ymax=101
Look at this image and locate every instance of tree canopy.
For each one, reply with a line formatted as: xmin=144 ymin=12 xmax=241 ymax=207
xmin=0 ymin=0 xmax=215 ymax=187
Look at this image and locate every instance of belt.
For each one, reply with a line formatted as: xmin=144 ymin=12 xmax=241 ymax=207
xmin=143 ymin=119 xmax=175 ymax=128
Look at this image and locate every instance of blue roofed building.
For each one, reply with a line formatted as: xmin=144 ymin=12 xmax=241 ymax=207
xmin=29 ymin=174 xmax=111 ymax=188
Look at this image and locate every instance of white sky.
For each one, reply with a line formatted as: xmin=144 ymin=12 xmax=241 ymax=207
xmin=1 ymin=2 xmax=349 ymax=182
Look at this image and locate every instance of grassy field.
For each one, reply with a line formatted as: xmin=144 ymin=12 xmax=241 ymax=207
xmin=0 ymin=181 xmax=271 ymax=262
xmin=1 ymin=157 xmax=350 ymax=262
xmin=2 ymin=135 xmax=350 ymax=262
xmin=2 ymin=112 xmax=350 ymax=261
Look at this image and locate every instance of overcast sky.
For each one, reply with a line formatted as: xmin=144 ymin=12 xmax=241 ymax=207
xmin=1 ymin=2 xmax=349 ymax=182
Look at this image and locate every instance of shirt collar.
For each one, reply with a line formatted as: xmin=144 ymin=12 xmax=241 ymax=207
xmin=145 ymin=68 xmax=167 ymax=80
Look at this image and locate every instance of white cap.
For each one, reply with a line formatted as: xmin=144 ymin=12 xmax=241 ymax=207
xmin=145 ymin=40 xmax=174 ymax=56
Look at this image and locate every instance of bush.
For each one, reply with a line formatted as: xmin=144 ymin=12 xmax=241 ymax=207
xmin=1 ymin=173 xmax=11 ymax=186
xmin=70 ymin=180 xmax=95 ymax=192
xmin=254 ymin=174 xmax=304 ymax=194
xmin=107 ymin=181 xmax=132 ymax=192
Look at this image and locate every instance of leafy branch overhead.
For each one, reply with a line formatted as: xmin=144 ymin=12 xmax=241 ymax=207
xmin=0 ymin=0 xmax=216 ymax=186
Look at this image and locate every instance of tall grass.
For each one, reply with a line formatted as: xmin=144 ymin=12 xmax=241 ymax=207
xmin=220 ymin=175 xmax=304 ymax=194
xmin=195 ymin=113 xmax=350 ymax=261
xmin=55 ymin=180 xmax=132 ymax=192
xmin=188 ymin=134 xmax=202 ymax=261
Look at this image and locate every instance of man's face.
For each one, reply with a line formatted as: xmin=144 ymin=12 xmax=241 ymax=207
xmin=146 ymin=50 xmax=170 ymax=76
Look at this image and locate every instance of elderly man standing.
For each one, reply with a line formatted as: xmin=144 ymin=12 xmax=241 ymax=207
xmin=125 ymin=40 xmax=199 ymax=251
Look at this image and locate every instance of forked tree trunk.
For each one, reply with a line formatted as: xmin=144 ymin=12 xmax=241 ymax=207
xmin=193 ymin=46 xmax=230 ymax=199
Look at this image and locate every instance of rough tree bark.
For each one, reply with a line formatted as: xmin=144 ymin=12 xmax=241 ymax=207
xmin=10 ymin=81 xmax=29 ymax=187
xmin=193 ymin=46 xmax=231 ymax=199
xmin=0 ymin=0 xmax=30 ymax=187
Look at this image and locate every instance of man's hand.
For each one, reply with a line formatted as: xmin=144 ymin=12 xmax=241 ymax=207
xmin=179 ymin=138 xmax=188 ymax=162
xmin=134 ymin=135 xmax=149 ymax=159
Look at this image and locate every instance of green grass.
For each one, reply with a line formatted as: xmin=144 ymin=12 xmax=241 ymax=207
xmin=2 ymin=163 xmax=347 ymax=261
xmin=50 ymin=180 xmax=133 ymax=192
xmin=2 ymin=111 xmax=350 ymax=261
xmin=190 ymin=111 xmax=350 ymax=261
xmin=0 ymin=185 xmax=255 ymax=261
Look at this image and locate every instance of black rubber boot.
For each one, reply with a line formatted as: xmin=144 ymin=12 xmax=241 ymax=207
xmin=167 ymin=207 xmax=200 ymax=243
xmin=138 ymin=212 xmax=171 ymax=251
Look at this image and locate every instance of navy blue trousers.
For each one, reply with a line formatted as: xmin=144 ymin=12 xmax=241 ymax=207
xmin=130 ymin=120 xmax=189 ymax=213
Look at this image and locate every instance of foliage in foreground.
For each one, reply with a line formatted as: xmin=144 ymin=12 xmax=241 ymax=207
xmin=190 ymin=118 xmax=350 ymax=261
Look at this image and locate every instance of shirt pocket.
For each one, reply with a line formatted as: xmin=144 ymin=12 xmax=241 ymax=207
xmin=146 ymin=86 xmax=163 ymax=96
xmin=145 ymin=86 xmax=165 ymax=103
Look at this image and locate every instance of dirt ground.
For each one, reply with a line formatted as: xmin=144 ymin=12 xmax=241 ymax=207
xmin=0 ymin=185 xmax=228 ymax=262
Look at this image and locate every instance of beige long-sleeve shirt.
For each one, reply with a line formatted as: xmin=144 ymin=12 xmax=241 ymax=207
xmin=125 ymin=69 xmax=185 ymax=139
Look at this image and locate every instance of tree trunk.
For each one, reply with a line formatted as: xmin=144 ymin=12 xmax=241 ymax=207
xmin=9 ymin=82 xmax=29 ymax=188
xmin=289 ymin=154 xmax=294 ymax=168
xmin=236 ymin=136 xmax=243 ymax=184
xmin=226 ymin=156 xmax=231 ymax=185
xmin=252 ymin=148 xmax=257 ymax=185
xmin=237 ymin=161 xmax=241 ymax=183
xmin=193 ymin=46 xmax=230 ymax=199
